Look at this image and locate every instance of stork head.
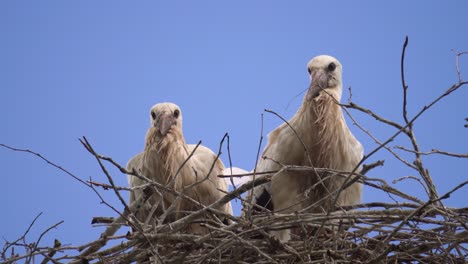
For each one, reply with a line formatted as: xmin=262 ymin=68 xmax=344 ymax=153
xmin=305 ymin=55 xmax=343 ymax=102
xmin=149 ymin=102 xmax=183 ymax=136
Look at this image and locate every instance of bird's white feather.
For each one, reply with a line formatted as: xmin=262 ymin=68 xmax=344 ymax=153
xmin=246 ymin=55 xmax=363 ymax=241
xmin=127 ymin=102 xmax=232 ymax=233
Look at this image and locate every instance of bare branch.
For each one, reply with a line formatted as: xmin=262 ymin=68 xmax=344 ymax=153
xmin=401 ymin=36 xmax=410 ymax=125
xmin=395 ymin=146 xmax=468 ymax=158
xmin=0 ymin=144 xmax=89 ymax=186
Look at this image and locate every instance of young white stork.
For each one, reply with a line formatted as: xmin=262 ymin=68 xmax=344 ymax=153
xmin=127 ymin=102 xmax=232 ymax=234
xmin=248 ymin=55 xmax=363 ymax=240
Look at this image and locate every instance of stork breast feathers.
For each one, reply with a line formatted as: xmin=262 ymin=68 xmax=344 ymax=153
xmin=246 ymin=55 xmax=363 ymax=240
xmin=127 ymin=102 xmax=232 ymax=233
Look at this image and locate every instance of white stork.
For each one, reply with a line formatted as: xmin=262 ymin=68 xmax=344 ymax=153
xmin=127 ymin=102 xmax=232 ymax=234
xmin=248 ymin=55 xmax=363 ymax=240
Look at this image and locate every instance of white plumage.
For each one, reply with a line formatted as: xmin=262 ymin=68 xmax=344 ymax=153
xmin=247 ymin=55 xmax=363 ymax=240
xmin=127 ymin=102 xmax=232 ymax=234
xmin=222 ymin=167 xmax=251 ymax=187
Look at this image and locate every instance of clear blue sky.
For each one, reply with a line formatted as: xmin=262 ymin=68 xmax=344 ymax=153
xmin=1 ymin=1 xmax=467 ymax=252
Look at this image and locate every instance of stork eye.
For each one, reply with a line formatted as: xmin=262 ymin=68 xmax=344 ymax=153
xmin=151 ymin=111 xmax=156 ymax=120
xmin=307 ymin=68 xmax=312 ymax=75
xmin=173 ymin=109 xmax=180 ymax=118
xmin=328 ymin=62 xmax=336 ymax=72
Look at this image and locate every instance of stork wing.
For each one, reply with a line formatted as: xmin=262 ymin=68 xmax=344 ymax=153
xmin=187 ymin=144 xmax=233 ymax=216
xmin=222 ymin=167 xmax=252 ymax=187
xmin=126 ymin=152 xmax=144 ymax=204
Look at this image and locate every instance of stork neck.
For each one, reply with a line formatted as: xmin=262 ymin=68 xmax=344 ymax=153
xmin=144 ymin=127 xmax=190 ymax=185
xmin=290 ymin=87 xmax=345 ymax=166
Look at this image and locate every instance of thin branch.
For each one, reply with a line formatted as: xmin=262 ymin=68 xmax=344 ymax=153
xmin=453 ymin=50 xmax=468 ymax=83
xmin=401 ymin=36 xmax=410 ymax=125
xmin=395 ymin=146 xmax=468 ymax=158
xmin=0 ymin=144 xmax=88 ymax=186
xmin=264 ymin=109 xmax=314 ymax=168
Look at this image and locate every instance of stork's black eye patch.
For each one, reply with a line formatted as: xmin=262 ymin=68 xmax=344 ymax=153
xmin=151 ymin=111 xmax=156 ymax=120
xmin=328 ymin=62 xmax=336 ymax=72
xmin=173 ymin=109 xmax=180 ymax=118
xmin=307 ymin=67 xmax=312 ymax=75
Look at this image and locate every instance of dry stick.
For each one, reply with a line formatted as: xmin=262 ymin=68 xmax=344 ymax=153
xmin=401 ymin=36 xmax=410 ymax=126
xmin=80 ymin=137 xmax=131 ymax=216
xmin=71 ymin=204 xmax=132 ymax=262
xmin=1 ymin=212 xmax=42 ymax=261
xmin=32 ymin=220 xmax=64 ymax=257
xmin=87 ymin=182 xmax=153 ymax=257
xmin=0 ymin=142 xmax=149 ymax=264
xmin=0 ymin=144 xmax=89 ymax=187
xmin=346 ymin=102 xmax=406 ymax=133
xmin=197 ymin=225 xmax=280 ymax=264
xmin=61 ymin=138 xmax=152 ymax=252
xmin=394 ymin=231 xmax=468 ymax=262
xmin=335 ymin=78 xmax=468 ymax=222
xmin=321 ymin=88 xmax=411 ymax=213
xmin=218 ymin=170 xmax=275 ymax=178
xmin=342 ymin=105 xmax=418 ymax=170
xmin=71 ymin=186 xmax=160 ymax=263
xmin=343 ymin=79 xmax=468 ymax=202
xmin=454 ymin=50 xmax=468 ymax=83
xmin=87 ymin=180 xmax=131 ymax=191
xmin=360 ymin=160 xmax=385 ymax=175
xmin=89 ymin=240 xmax=139 ymax=263
xmin=395 ymin=146 xmax=468 ymax=158
xmin=392 ymin=175 xmax=430 ymax=196
xmin=225 ymin=134 xmax=237 ymax=189
xmin=1 ymin=249 xmax=58 ymax=264
xmin=400 ymin=37 xmax=439 ymax=202
xmin=219 ymin=160 xmax=381 ymax=180
xmin=369 ymin=180 xmax=468 ymax=263
xmin=321 ymin=82 xmax=444 ymax=248
xmin=247 ymin=112 xmax=265 ymax=221
xmin=39 ymin=239 xmax=61 ymax=264
xmin=240 ymin=164 xmax=421 ymax=213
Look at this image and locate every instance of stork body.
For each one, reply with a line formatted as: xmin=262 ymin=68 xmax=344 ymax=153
xmin=127 ymin=103 xmax=232 ymax=234
xmin=249 ymin=56 xmax=363 ymax=240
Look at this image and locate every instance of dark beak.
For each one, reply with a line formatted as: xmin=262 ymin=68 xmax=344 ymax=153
xmin=157 ymin=113 xmax=175 ymax=136
xmin=306 ymin=71 xmax=328 ymax=101
xmin=306 ymin=81 xmax=321 ymax=101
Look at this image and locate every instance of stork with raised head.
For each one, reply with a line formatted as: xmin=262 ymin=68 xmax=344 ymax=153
xmin=247 ymin=55 xmax=363 ymax=240
xmin=127 ymin=102 xmax=232 ymax=234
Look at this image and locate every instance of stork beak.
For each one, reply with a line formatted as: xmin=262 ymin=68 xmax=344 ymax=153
xmin=306 ymin=71 xmax=328 ymax=101
xmin=306 ymin=81 xmax=321 ymax=101
xmin=157 ymin=113 xmax=175 ymax=136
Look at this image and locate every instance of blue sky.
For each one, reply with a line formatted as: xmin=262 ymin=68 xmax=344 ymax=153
xmin=1 ymin=1 xmax=467 ymax=253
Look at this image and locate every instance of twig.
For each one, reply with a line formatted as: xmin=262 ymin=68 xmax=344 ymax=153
xmin=80 ymin=137 xmax=130 ymax=214
xmin=395 ymin=146 xmax=468 ymax=158
xmin=0 ymin=144 xmax=89 ymax=186
xmin=401 ymin=36 xmax=410 ymax=125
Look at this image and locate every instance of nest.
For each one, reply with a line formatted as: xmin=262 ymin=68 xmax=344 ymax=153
xmin=2 ymin=164 xmax=467 ymax=264
xmin=2 ymin=44 xmax=467 ymax=264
